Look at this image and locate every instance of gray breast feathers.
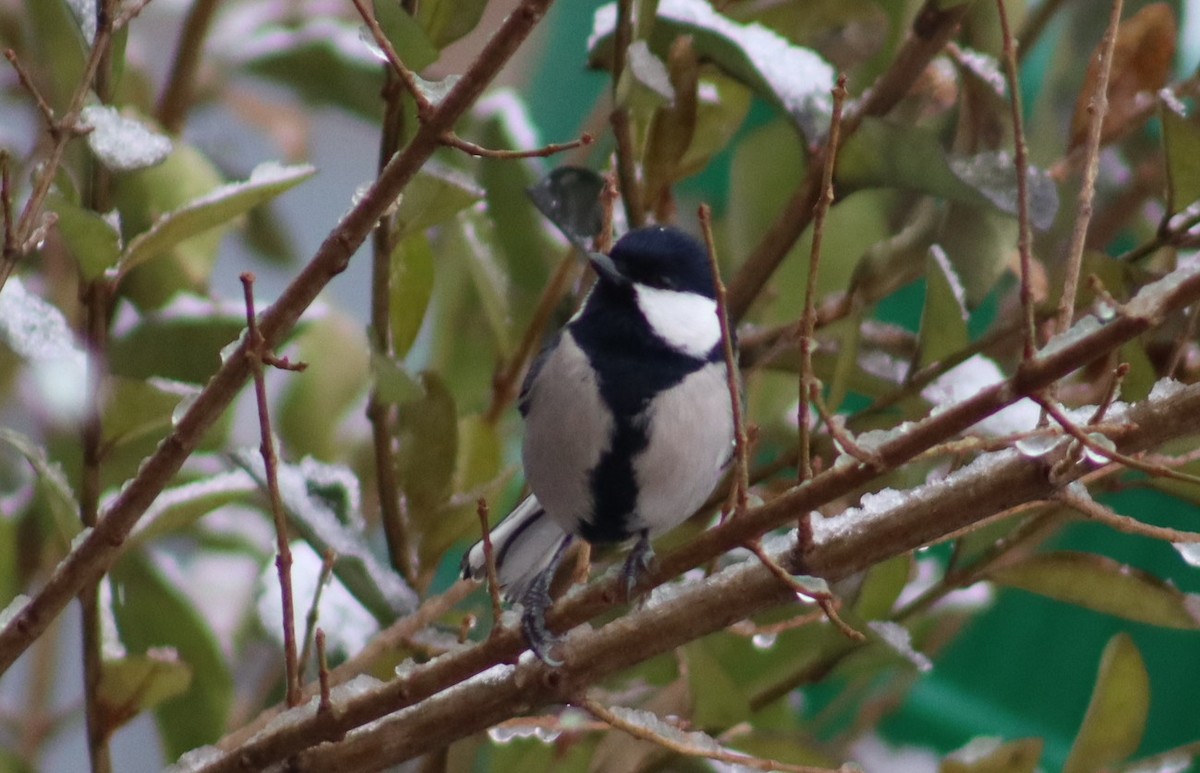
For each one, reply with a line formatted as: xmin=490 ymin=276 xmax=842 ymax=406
xmin=629 ymin=360 xmax=734 ymax=534
xmin=520 ymin=331 xmax=614 ymax=533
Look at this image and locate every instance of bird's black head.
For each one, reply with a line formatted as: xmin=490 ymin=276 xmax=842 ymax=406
xmin=592 ymin=226 xmax=716 ymax=300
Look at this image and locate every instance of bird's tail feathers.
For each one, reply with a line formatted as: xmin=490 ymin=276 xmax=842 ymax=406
xmin=461 ymin=495 xmax=571 ymax=602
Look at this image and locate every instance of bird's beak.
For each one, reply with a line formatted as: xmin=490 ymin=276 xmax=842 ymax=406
xmin=587 ymin=251 xmax=625 ymax=285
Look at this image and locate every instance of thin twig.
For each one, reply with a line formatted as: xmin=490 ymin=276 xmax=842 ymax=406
xmin=1057 ymin=485 xmax=1200 ymax=543
xmin=579 ymin=696 xmax=848 ymax=773
xmin=996 ymin=0 xmax=1039 ymax=360
xmin=241 ymin=272 xmax=302 ymax=709
xmin=475 ymin=498 xmax=504 ymax=628
xmin=726 ymin=1 xmax=970 ymax=320
xmin=1037 ymin=396 xmax=1200 ymax=487
xmin=298 ymin=549 xmax=337 ymax=683
xmin=0 ymin=0 xmax=561 ymax=681
xmin=315 ymin=629 xmax=334 ymax=721
xmin=747 ymin=541 xmax=864 ymax=642
xmin=484 ymin=246 xmax=580 ymax=424
xmin=699 ymin=204 xmax=749 ymax=514
xmin=349 ymin=0 xmax=433 ymax=116
xmin=799 ymin=74 xmax=848 ymax=481
xmin=1166 ymin=302 xmax=1200 ymax=379
xmin=1089 ymin=362 xmax=1129 ymax=424
xmin=609 ymin=0 xmax=643 ymax=228
xmin=442 ymin=131 xmax=594 ymax=159
xmin=156 ymin=0 xmax=224 ymax=132
xmin=4 ymin=50 xmax=56 ymax=128
xmin=811 ymin=392 xmax=883 ymax=469
xmin=367 ymin=68 xmax=415 ymax=586
xmin=1056 ymin=0 xmax=1124 ymax=336
xmin=1 ymin=152 xmax=14 ymax=257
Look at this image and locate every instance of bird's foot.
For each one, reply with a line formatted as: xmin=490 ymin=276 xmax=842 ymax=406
xmin=519 ymin=567 xmax=564 ymax=666
xmin=621 ymin=531 xmax=655 ymax=602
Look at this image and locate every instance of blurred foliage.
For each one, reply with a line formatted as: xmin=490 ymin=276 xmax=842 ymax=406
xmin=0 ymin=0 xmax=1198 ymax=771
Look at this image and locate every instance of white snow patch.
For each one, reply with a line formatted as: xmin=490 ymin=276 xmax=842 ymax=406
xmin=81 ymin=105 xmax=172 ymax=172
xmin=921 ymin=355 xmax=1040 ymax=436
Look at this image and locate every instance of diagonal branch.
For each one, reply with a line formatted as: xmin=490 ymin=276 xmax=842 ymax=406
xmin=0 ymin=0 xmax=561 ymax=679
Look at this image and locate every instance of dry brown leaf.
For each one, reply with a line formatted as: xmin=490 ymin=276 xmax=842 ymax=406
xmin=1069 ymin=2 xmax=1176 ymax=152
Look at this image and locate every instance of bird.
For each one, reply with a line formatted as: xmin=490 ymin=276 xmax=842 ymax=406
xmin=461 ymin=224 xmax=736 ymax=663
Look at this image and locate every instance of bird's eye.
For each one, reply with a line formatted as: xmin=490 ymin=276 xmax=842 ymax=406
xmin=650 ymin=274 xmax=675 ymax=290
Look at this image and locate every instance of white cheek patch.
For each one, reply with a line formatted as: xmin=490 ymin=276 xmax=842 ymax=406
xmin=634 ymin=285 xmax=720 ymax=358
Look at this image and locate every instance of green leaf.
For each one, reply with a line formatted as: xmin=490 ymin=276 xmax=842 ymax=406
xmin=371 ymin=353 xmax=424 ymax=405
xmin=388 ymin=232 xmax=436 ymax=358
xmin=97 ymin=650 xmax=192 ymax=737
xmin=1161 ymin=97 xmax=1200 ymax=215
xmin=102 ymin=377 xmax=196 ymax=451
xmin=444 ymin=209 xmax=513 ymax=354
xmin=417 ymin=0 xmax=488 ymax=49
xmin=393 ymin=162 xmax=485 ymax=240
xmin=989 ymin=552 xmax=1200 ymax=630
xmin=589 ymin=0 xmax=834 ymax=142
xmin=119 ymin=161 xmax=315 ymax=276
xmin=937 ymin=202 xmax=1018 ymax=306
xmin=853 ymin=555 xmax=912 ymax=620
xmin=277 ymin=309 xmax=369 ymax=460
xmin=111 ymin=142 xmax=226 ymax=310
xmin=642 ymin=36 xmax=699 ymax=212
xmin=128 ymin=470 xmax=258 ymax=549
xmin=372 ymin=0 xmax=439 ymax=71
xmin=80 ymin=105 xmax=172 ymax=173
xmin=676 ymin=69 xmax=752 ymax=177
xmin=940 ymin=736 xmax=1044 ymax=773
xmin=918 ymin=245 xmax=970 ymax=368
xmin=46 ymin=193 xmax=122 ymax=280
xmin=233 ymin=451 xmax=418 ymax=620
xmin=107 ymin=295 xmax=246 ymax=384
xmin=0 ymin=428 xmax=80 ymax=547
xmin=110 ymin=552 xmax=233 ymax=758
xmin=419 ymin=414 xmax=509 ymax=571
xmin=684 ymin=640 xmax=751 ymax=728
xmin=242 ymin=19 xmax=386 ymax=118
xmin=397 ymin=372 xmax=458 ymax=521
xmin=1063 ymin=633 xmax=1150 ymax=773
xmin=838 ymin=119 xmax=1059 ymax=231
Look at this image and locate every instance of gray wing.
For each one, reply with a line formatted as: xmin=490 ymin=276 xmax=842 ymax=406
xmin=461 ymin=495 xmax=572 ymax=602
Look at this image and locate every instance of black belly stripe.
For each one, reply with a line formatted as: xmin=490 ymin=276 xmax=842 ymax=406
xmin=582 ymin=414 xmax=648 ymax=543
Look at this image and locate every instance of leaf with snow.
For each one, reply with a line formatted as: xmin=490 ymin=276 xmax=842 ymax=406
xmin=921 ymin=355 xmax=1040 ymax=436
xmin=47 ymin=193 xmax=123 ymax=279
xmin=941 ymin=735 xmax=1043 ymax=773
xmin=82 ymin=105 xmax=173 ymax=173
xmin=839 ymin=119 xmax=1059 ymax=230
xmin=97 ymin=649 xmax=193 ymax=734
xmin=589 ymin=0 xmax=834 ymax=142
xmin=918 ymin=245 xmax=970 ymax=369
xmin=233 ymin=449 xmax=417 ymax=621
xmin=0 ymin=428 xmax=81 ymax=544
xmin=256 ymin=541 xmax=379 ymax=658
xmin=868 ymin=620 xmax=933 ymax=672
xmin=118 ymin=161 xmax=315 ymax=275
xmin=128 ymin=471 xmax=259 ymax=548
xmin=392 ymin=162 xmax=484 ymax=240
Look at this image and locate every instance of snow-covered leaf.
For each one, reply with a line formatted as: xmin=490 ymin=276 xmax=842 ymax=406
xmin=918 ymin=245 xmax=970 ymax=368
xmin=234 ymin=450 xmax=418 ymax=621
xmin=47 ymin=193 xmax=122 ymax=279
xmin=118 ymin=161 xmax=315 ymax=275
xmin=590 ymin=0 xmax=834 ymax=142
xmin=82 ymin=105 xmax=172 ymax=173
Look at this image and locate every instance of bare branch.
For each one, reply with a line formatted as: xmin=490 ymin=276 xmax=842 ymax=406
xmin=0 ymin=0 xmax=560 ymax=677
xmin=699 ymin=203 xmax=749 ymax=515
xmin=996 ymin=0 xmax=1040 ymax=360
xmin=1056 ymin=0 xmax=1124 ymax=335
xmin=241 ymin=272 xmax=302 ymax=709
